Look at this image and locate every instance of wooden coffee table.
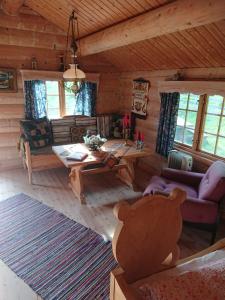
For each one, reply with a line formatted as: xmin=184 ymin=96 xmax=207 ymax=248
xmin=52 ymin=140 xmax=152 ymax=204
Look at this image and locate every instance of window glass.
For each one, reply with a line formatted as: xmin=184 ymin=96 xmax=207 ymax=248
xmin=64 ymin=82 xmax=77 ymax=115
xmin=175 ymin=93 xmax=200 ymax=146
xmin=200 ymin=95 xmax=225 ymax=158
xmin=46 ymin=81 xmax=60 ymax=119
xmin=201 ymin=133 xmax=217 ymax=154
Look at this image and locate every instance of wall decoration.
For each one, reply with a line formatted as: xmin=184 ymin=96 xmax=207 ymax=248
xmin=0 ymin=68 xmax=17 ymax=92
xmin=131 ymin=78 xmax=150 ymax=119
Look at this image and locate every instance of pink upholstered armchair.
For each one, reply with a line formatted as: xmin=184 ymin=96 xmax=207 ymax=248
xmin=143 ymin=160 xmax=225 ymax=244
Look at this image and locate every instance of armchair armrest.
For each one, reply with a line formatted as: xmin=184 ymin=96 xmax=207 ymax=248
xmin=161 ymin=168 xmax=204 ymax=188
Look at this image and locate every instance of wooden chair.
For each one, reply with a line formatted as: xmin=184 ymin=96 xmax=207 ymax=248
xmin=110 ymin=188 xmax=186 ymax=298
xmin=21 ymin=140 xmax=63 ymax=184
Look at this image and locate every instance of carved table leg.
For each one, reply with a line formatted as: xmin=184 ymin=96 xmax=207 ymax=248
xmin=117 ymin=158 xmax=137 ymax=190
xmin=69 ymin=166 xmax=85 ymax=204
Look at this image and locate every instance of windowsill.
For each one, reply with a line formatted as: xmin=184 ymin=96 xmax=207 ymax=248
xmin=174 ymin=143 xmax=225 ymax=166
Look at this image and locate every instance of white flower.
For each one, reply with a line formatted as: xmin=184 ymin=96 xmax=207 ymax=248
xmin=83 ymin=134 xmax=107 ymax=146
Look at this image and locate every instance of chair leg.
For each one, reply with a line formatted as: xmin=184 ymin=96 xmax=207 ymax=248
xmin=210 ymin=230 xmax=216 ymax=245
xmin=28 ymin=168 xmax=32 ymax=184
xmin=210 ymin=220 xmax=219 ymax=245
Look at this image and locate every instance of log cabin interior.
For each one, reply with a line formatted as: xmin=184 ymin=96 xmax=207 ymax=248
xmin=0 ymin=0 xmax=225 ymax=299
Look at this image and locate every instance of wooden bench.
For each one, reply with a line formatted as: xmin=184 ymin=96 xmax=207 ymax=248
xmin=21 ymin=140 xmax=63 ymax=184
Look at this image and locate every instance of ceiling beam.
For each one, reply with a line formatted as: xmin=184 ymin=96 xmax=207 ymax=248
xmin=0 ymin=26 xmax=66 ymax=50
xmin=79 ymin=0 xmax=225 ymax=56
xmin=0 ymin=11 xmax=65 ymax=35
xmin=1 ymin=0 xmax=24 ymax=16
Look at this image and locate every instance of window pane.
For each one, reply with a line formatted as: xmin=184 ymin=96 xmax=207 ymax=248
xmin=65 ymin=93 xmax=76 ymax=116
xmin=188 ymin=94 xmax=199 ymax=111
xmin=47 ymin=109 xmax=60 ymax=119
xmin=177 ymin=110 xmax=186 ymax=126
xmin=201 ymin=133 xmax=216 ymax=154
xmin=207 ymin=95 xmax=223 ymax=114
xmin=46 ymin=81 xmax=59 ymax=94
xmin=219 ymin=117 xmax=225 ymax=137
xmin=65 ymin=96 xmax=75 ymax=115
xmin=175 ymin=126 xmax=184 ymax=143
xmin=216 ymin=137 xmax=225 ymax=158
xmin=47 ymin=95 xmax=60 ymax=109
xmin=183 ymin=128 xmax=194 ymax=146
xmin=179 ymin=93 xmax=188 ymax=109
xmin=186 ymin=111 xmax=197 ymax=129
xmin=203 ymin=114 xmax=220 ymax=134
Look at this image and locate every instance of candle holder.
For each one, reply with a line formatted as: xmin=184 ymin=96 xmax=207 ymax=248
xmin=136 ymin=140 xmax=144 ymax=150
xmin=123 ymin=127 xmax=131 ymax=146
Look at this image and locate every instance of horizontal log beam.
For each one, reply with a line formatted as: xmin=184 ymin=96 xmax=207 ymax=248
xmin=1 ymin=0 xmax=24 ymax=16
xmin=0 ymin=26 xmax=66 ymax=50
xmin=0 ymin=11 xmax=65 ymax=35
xmin=79 ymin=0 xmax=225 ymax=56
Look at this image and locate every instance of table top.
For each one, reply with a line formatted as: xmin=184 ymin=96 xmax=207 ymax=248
xmin=52 ymin=139 xmax=152 ymax=168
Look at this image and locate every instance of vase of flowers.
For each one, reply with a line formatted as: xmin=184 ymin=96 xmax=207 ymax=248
xmin=83 ymin=134 xmax=107 ymax=151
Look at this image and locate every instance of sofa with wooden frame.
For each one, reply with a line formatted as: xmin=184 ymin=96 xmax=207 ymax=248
xmin=110 ymin=188 xmax=225 ymax=299
xmin=19 ymin=117 xmax=63 ymax=184
xmin=19 ymin=114 xmax=122 ymax=184
xmin=143 ymin=160 xmax=225 ymax=244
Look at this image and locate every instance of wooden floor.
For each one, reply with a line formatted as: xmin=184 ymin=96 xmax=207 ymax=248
xmin=0 ymin=167 xmax=224 ymax=300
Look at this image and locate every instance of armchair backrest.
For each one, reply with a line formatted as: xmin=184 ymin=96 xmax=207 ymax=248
xmin=199 ymin=160 xmax=225 ymax=202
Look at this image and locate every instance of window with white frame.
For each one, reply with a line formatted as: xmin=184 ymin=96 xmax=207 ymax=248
xmin=175 ymin=93 xmax=225 ymax=159
xmin=45 ymin=80 xmax=76 ymax=119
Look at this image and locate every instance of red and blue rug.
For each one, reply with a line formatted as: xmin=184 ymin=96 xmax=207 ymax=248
xmin=0 ymin=193 xmax=117 ymax=300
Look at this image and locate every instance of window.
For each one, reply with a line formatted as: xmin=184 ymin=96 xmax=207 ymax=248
xmin=200 ymin=95 xmax=225 ymax=157
xmin=175 ymin=93 xmax=225 ymax=159
xmin=175 ymin=93 xmax=200 ymax=146
xmin=64 ymin=82 xmax=77 ymax=116
xmin=46 ymin=81 xmax=60 ymax=119
xmin=45 ymin=80 xmax=76 ymax=119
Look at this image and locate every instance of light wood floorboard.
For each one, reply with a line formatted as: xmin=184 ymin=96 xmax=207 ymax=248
xmin=0 ymin=167 xmax=224 ymax=300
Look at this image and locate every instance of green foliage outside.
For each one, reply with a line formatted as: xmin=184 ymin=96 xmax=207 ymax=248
xmin=175 ymin=93 xmax=225 ymax=158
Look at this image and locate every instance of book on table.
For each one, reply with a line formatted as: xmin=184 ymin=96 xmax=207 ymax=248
xmin=66 ymin=152 xmax=88 ymax=161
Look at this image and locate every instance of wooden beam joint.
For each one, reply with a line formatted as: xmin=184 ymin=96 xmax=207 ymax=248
xmin=1 ymin=0 xmax=24 ymax=16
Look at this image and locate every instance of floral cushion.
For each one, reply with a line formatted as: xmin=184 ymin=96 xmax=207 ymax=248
xmin=20 ymin=117 xmax=53 ymax=150
xmin=139 ymin=252 xmax=225 ymax=300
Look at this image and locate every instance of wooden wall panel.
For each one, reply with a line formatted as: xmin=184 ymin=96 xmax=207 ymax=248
xmin=97 ymin=73 xmax=120 ymax=114
xmin=0 ymin=67 xmax=120 ymax=171
xmin=118 ymin=67 xmax=225 ymax=174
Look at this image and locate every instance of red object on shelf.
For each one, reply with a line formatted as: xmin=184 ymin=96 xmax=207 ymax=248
xmin=138 ymin=131 xmax=141 ymax=141
xmin=123 ymin=113 xmax=130 ymax=128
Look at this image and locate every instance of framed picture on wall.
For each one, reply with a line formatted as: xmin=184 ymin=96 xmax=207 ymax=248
xmin=131 ymin=78 xmax=150 ymax=119
xmin=0 ymin=68 xmax=17 ymax=92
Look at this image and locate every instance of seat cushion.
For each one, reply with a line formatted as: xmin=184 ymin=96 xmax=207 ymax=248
xmin=199 ymin=160 xmax=225 ymax=202
xmin=30 ymin=145 xmax=53 ymax=155
xmin=143 ymin=175 xmax=198 ymax=199
xmin=20 ymin=117 xmax=53 ymax=150
xmin=181 ymin=197 xmax=218 ymax=224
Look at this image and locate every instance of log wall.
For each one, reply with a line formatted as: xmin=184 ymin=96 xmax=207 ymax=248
xmin=118 ymin=67 xmax=225 ymax=174
xmin=0 ymin=65 xmax=120 ymax=170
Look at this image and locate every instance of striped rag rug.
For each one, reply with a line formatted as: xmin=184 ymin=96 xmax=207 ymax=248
xmin=0 ymin=193 xmax=117 ymax=300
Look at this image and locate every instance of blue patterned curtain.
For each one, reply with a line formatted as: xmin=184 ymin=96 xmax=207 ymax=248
xmin=24 ymin=80 xmax=47 ymax=120
xmin=156 ymin=92 xmax=180 ymax=157
xmin=75 ymin=82 xmax=97 ymax=116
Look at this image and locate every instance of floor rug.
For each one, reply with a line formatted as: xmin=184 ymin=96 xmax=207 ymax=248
xmin=0 ymin=193 xmax=117 ymax=300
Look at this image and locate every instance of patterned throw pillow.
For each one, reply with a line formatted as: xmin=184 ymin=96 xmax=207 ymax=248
xmin=20 ymin=117 xmax=53 ymax=149
xmin=70 ymin=126 xmax=86 ymax=143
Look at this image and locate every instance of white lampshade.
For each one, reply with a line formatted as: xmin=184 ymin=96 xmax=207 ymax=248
xmin=63 ymin=64 xmax=86 ymax=80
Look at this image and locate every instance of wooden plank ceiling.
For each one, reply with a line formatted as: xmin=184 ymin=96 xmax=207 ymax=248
xmin=24 ymin=0 xmax=173 ymax=38
xmin=98 ymin=20 xmax=225 ymax=71
xmin=1 ymin=0 xmax=225 ymax=71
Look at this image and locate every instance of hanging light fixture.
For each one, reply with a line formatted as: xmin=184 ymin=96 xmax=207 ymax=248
xmin=63 ymin=10 xmax=85 ymax=93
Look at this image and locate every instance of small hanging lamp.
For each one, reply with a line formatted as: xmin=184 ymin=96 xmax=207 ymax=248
xmin=63 ymin=10 xmax=85 ymax=93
